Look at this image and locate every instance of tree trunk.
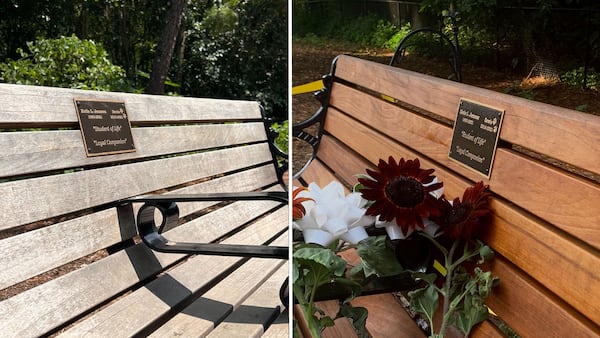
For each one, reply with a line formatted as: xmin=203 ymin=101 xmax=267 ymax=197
xmin=146 ymin=0 xmax=187 ymax=94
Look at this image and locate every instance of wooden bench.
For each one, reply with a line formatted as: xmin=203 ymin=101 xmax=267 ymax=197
xmin=292 ymin=55 xmax=600 ymax=337
xmin=0 ymin=83 xmax=289 ymax=337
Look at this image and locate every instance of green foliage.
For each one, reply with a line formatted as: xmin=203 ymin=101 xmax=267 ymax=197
xmin=0 ymin=1 xmax=286 ymax=113
xmin=351 ymin=236 xmax=403 ymax=278
xmin=270 ymin=120 xmax=289 ymax=154
xmin=409 ymin=284 xmax=440 ymax=330
xmin=0 ymin=35 xmax=129 ymax=91
xmin=293 ymin=244 xmax=367 ymax=337
xmin=294 ymin=9 xmax=401 ymax=49
xmin=561 ymin=67 xmax=600 ymax=91
xmin=383 ymin=23 xmax=413 ymax=50
xmin=408 ymin=235 xmax=499 ymax=337
xmin=503 ymin=81 xmax=536 ymax=100
xmin=337 ymin=14 xmax=398 ymax=47
xmin=183 ymin=0 xmax=287 ymax=120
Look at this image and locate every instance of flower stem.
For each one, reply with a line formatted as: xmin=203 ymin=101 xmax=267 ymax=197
xmin=439 ymin=239 xmax=460 ymax=336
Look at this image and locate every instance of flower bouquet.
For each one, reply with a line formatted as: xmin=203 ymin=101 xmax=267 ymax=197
xmin=293 ymin=156 xmax=499 ymax=338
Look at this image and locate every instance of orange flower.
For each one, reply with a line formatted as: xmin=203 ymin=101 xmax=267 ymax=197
xmin=358 ymin=157 xmax=443 ymax=236
xmin=292 ymin=186 xmax=313 ymax=219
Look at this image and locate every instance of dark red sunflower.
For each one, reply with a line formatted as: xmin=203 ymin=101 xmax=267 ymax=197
xmin=358 ymin=157 xmax=443 ymax=235
xmin=433 ymin=181 xmax=491 ymax=240
xmin=292 ymin=186 xmax=313 ymax=219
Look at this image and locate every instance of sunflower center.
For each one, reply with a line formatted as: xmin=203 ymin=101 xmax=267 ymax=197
xmin=384 ymin=176 xmax=424 ymax=208
xmin=446 ymin=205 xmax=472 ymax=225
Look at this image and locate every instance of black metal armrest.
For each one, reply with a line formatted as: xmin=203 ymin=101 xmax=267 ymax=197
xmin=120 ymin=192 xmax=288 ymax=259
xmin=292 ymin=74 xmax=335 ymax=179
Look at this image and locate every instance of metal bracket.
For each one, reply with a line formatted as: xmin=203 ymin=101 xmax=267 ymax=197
xmin=389 ymin=4 xmax=462 ymax=82
xmin=120 ymin=192 xmax=289 ymax=259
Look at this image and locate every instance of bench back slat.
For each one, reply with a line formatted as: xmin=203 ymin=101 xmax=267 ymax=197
xmin=0 ymin=143 xmax=274 ymax=231
xmin=326 ymin=90 xmax=600 ymax=249
xmin=298 ymin=55 xmax=600 ymax=336
xmin=0 ymin=83 xmax=261 ymax=125
xmin=0 ymin=123 xmax=268 ymax=178
xmin=0 ymin=166 xmax=277 ymax=290
xmin=333 ymin=55 xmax=600 ymax=176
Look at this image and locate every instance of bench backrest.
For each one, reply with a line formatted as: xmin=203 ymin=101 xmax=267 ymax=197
xmin=295 ymin=55 xmax=600 ymax=337
xmin=0 ymin=83 xmax=287 ymax=336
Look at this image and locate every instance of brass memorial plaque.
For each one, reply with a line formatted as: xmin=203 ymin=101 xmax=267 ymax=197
xmin=449 ymin=99 xmax=504 ymax=178
xmin=74 ymin=99 xmax=136 ymax=156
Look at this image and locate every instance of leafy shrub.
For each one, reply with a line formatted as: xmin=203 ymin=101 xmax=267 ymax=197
xmin=384 ymin=23 xmax=413 ymax=50
xmin=271 ymin=120 xmax=289 ymax=154
xmin=183 ymin=0 xmax=287 ymax=121
xmin=561 ymin=67 xmax=600 ymax=91
xmin=0 ymin=35 xmax=129 ymax=91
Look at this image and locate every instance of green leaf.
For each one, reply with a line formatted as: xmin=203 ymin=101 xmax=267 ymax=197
xmin=355 ymin=236 xmax=403 ymax=277
xmin=337 ymin=303 xmax=369 ymax=338
xmin=318 ymin=314 xmax=335 ymax=328
xmin=411 ymin=271 xmax=438 ymax=285
xmin=408 ymin=284 xmax=439 ymax=325
xmin=293 ymin=244 xmax=347 ymax=277
xmin=474 ymin=267 xmax=500 ymax=298
xmin=448 ymin=265 xmax=470 ymax=299
xmin=453 ymin=294 xmax=489 ymax=336
xmin=478 ymin=244 xmax=494 ymax=264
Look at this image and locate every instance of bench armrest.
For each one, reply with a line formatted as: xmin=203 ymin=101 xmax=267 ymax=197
xmin=292 ymin=74 xmax=334 ymax=179
xmin=119 ymin=192 xmax=288 ymax=259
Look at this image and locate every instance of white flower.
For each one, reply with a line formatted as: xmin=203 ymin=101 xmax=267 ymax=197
xmin=293 ymin=181 xmax=374 ymax=246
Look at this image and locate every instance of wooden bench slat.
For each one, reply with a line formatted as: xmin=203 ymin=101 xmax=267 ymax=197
xmin=351 ymin=293 xmax=427 ymax=337
xmin=0 ymin=83 xmax=262 ymax=125
xmin=149 ymin=256 xmax=287 ymax=337
xmin=58 ymin=210 xmax=287 ymax=337
xmin=0 ymin=165 xmax=278 ymax=289
xmin=261 ymin=310 xmax=289 ymax=338
xmin=0 ymin=143 xmax=274 ymax=230
xmin=0 ymin=244 xmax=183 ymax=338
xmin=0 ymin=208 xmax=124 ymax=290
xmin=314 ymin=134 xmax=600 ymax=327
xmin=329 ymin=82 xmax=450 ymax=154
xmin=0 ymin=123 xmax=268 ymax=178
xmin=323 ymin=107 xmax=600 ymax=249
xmin=333 ymin=55 xmax=600 ymax=176
xmin=482 ymin=255 xmax=599 ymax=338
xmin=483 ymin=200 xmax=600 ymax=327
xmin=0 ymin=198 xmax=283 ymax=337
xmin=204 ymin=263 xmax=288 ymax=338
xmin=294 ymin=158 xmax=341 ymax=189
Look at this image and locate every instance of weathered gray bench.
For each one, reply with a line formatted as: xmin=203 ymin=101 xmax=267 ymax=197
xmin=293 ymin=55 xmax=600 ymax=337
xmin=0 ymin=83 xmax=289 ymax=337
